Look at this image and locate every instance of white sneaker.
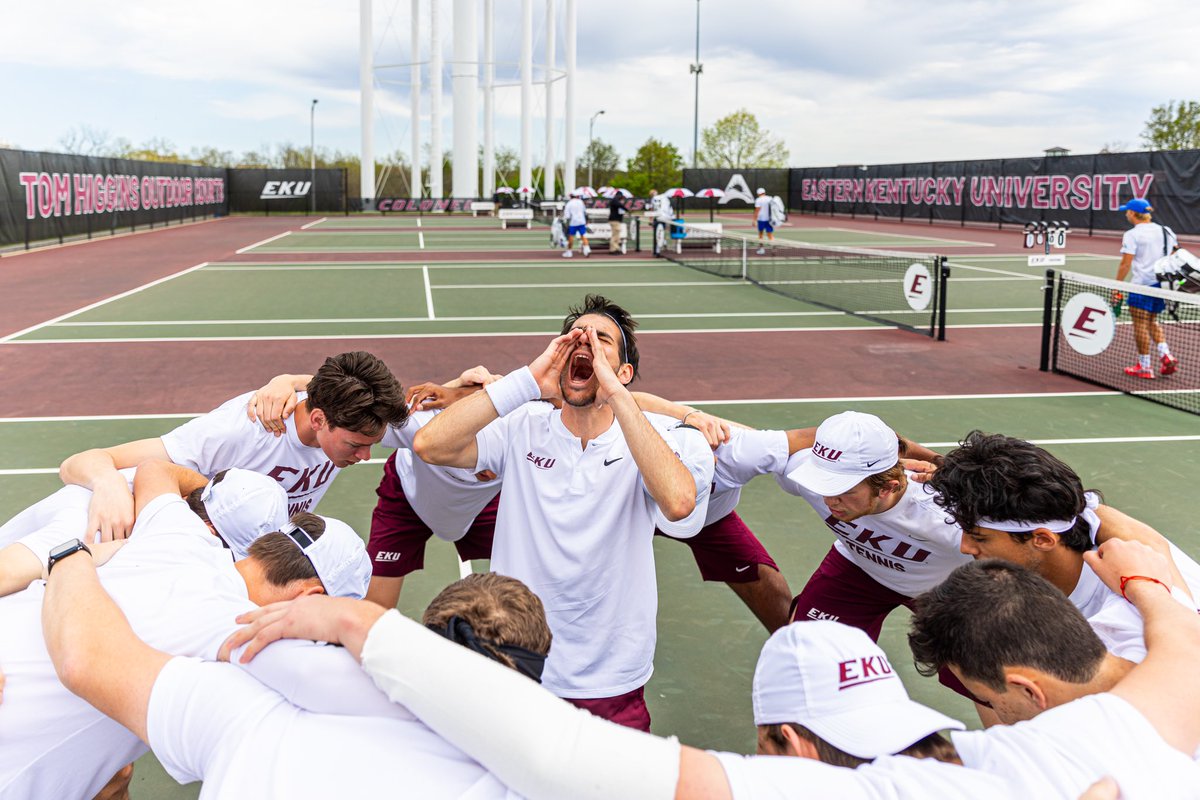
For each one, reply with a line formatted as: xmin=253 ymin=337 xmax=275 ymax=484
xmin=562 ymin=250 xmax=574 ymax=258
xmin=583 ymin=245 xmax=591 ymax=257
xmin=756 ymin=247 xmax=765 ymax=255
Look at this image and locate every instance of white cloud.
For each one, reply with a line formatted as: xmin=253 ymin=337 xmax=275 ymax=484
xmin=5 ymin=0 xmax=1200 ymax=162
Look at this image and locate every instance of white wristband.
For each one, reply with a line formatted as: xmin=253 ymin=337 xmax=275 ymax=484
xmin=483 ymin=366 xmax=539 ymax=416
xmin=362 ymin=611 xmax=680 ymax=800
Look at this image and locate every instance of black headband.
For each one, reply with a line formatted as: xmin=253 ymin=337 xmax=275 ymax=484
xmin=427 ymin=615 xmax=547 ymax=683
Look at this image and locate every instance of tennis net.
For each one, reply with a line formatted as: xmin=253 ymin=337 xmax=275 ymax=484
xmin=1041 ymin=270 xmax=1200 ymax=415
xmin=654 ymin=221 xmax=948 ymax=338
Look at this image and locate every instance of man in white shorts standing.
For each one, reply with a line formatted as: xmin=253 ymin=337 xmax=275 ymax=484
xmin=415 ymin=294 xmax=712 ymax=729
xmin=562 ymin=190 xmax=590 ymax=258
xmin=754 ymin=187 xmax=775 ymax=254
xmin=58 ymin=351 xmax=407 ymax=539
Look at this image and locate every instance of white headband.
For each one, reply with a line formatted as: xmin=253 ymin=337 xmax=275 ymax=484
xmin=977 ymin=516 xmax=1078 ymax=534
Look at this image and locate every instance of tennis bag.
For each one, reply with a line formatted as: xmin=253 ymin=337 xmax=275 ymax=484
xmin=769 ymin=196 xmax=787 ymax=227
xmin=551 ymin=217 xmax=567 ymax=248
xmin=1153 ymin=248 xmax=1200 ymax=293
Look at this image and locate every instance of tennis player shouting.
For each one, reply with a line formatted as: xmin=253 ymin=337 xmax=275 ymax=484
xmin=415 ymin=294 xmax=712 ymax=730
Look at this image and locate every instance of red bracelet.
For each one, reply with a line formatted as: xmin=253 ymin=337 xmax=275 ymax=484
xmin=1119 ymin=575 xmax=1171 ymax=601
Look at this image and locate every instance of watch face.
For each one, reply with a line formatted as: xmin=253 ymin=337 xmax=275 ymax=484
xmin=49 ymin=539 xmax=84 ymax=560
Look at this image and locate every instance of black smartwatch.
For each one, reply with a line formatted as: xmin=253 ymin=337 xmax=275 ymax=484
xmin=47 ymin=539 xmax=92 ymax=574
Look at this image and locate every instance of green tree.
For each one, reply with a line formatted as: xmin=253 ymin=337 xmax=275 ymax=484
xmin=580 ymin=138 xmax=620 ymax=187
xmin=1141 ymin=101 xmax=1200 ymax=150
xmin=698 ymin=109 xmax=789 ymax=169
xmin=620 ymin=138 xmax=682 ymax=196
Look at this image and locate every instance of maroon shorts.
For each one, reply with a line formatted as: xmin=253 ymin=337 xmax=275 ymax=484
xmin=656 ymin=511 xmax=779 ymax=583
xmin=367 ymin=452 xmax=498 ymax=578
xmin=790 ymin=545 xmax=985 ymax=705
xmin=565 ymin=686 xmax=651 ymax=732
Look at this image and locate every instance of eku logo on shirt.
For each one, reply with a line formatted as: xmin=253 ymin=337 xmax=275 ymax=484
xmin=837 ymin=655 xmax=894 ymax=690
xmin=525 ymin=451 xmax=557 ymax=470
xmin=812 ymin=442 xmax=844 ymax=462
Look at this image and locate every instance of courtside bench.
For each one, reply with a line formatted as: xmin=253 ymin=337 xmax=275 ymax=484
xmin=670 ymin=221 xmax=723 ymax=253
xmin=499 ymin=208 xmax=533 ymax=229
xmin=470 ymin=201 xmax=496 ymax=217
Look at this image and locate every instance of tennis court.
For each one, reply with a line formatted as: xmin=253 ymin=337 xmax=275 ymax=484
xmin=3 ymin=212 xmax=1199 ymax=797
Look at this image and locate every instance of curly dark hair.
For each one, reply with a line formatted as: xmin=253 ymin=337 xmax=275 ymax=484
xmin=560 ymin=294 xmax=640 ymax=380
xmin=928 ymin=430 xmax=1095 ymax=552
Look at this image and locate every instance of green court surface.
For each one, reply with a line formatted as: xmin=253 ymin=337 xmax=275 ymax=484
xmin=9 ymin=248 xmax=1118 ymax=344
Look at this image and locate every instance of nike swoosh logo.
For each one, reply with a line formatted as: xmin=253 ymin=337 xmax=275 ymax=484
xmin=735 ymin=565 xmax=752 ymax=573
xmin=604 ymin=457 xmax=624 ymax=466
xmin=864 ymin=459 xmax=882 ymax=468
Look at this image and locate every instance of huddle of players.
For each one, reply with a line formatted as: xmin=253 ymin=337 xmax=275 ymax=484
xmin=2 ymin=292 xmax=1200 ymax=797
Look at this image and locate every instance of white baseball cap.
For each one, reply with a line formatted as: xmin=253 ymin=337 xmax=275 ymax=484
xmin=756 ymin=187 xmax=766 ymax=195
xmin=753 ymin=621 xmax=964 ymax=758
xmin=281 ymin=515 xmax=372 ymax=599
xmin=787 ymin=411 xmax=899 ymax=496
xmin=201 ymin=469 xmax=289 ymax=560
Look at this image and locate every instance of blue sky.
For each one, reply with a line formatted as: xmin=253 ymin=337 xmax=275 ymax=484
xmin=3 ymin=0 xmax=1197 ymax=167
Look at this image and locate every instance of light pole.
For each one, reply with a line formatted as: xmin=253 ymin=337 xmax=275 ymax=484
xmin=587 ymin=109 xmax=605 ymax=187
xmin=689 ymin=0 xmax=701 ymax=168
xmin=310 ymin=98 xmax=319 ymax=214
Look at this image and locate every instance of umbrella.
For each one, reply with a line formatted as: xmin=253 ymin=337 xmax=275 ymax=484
xmin=696 ymin=187 xmax=725 ymax=221
xmin=601 ymin=187 xmax=633 ymax=199
xmin=575 ymin=186 xmax=599 ymax=198
xmin=495 ymin=186 xmax=515 ymax=194
xmin=663 ymin=187 xmax=693 ymax=217
xmin=517 ymin=186 xmax=535 ymax=194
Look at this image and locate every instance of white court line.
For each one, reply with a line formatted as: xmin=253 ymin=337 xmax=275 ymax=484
xmin=2 ymin=325 xmax=885 ymax=344
xmin=680 ymin=391 xmax=1122 ymax=405
xmin=434 ymin=280 xmax=732 ymax=290
xmin=423 ymin=266 xmax=435 ymax=319
xmin=50 ymin=310 xmax=857 ymax=326
xmin=921 ymin=435 xmax=1200 ymax=448
xmin=44 ymin=307 xmax=1037 ymax=328
xmin=823 ymin=226 xmax=994 ymax=247
xmin=299 ymin=218 xmax=328 ymax=230
xmin=0 ymin=390 xmax=1135 ymax=424
xmin=945 ymin=261 xmax=1044 ymax=280
xmin=204 ymin=260 xmax=665 ymax=271
xmin=0 ymin=262 xmax=211 ymax=344
xmin=418 ymin=231 xmax=426 ymax=249
xmin=235 ymin=231 xmax=291 ymax=254
xmin=417 ymin=218 xmax=422 ymax=228
xmin=458 ymin=558 xmax=473 ymax=579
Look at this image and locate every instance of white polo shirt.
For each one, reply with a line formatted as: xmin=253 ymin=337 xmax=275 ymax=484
xmin=714 ymin=752 xmax=1014 ymax=799
xmin=380 ymin=410 xmax=501 ymax=541
xmin=0 ymin=493 xmax=405 ymax=799
xmin=476 ymin=404 xmax=712 ymax=698
xmin=1121 ymin=222 xmax=1177 ymax=286
xmin=953 ymin=693 xmax=1200 ymax=797
xmin=777 ymin=451 xmax=970 ymax=597
xmin=149 ymin=658 xmax=517 ymax=799
xmin=162 ymin=391 xmax=338 ymax=516
xmin=708 ymin=429 xmax=791 ymax=525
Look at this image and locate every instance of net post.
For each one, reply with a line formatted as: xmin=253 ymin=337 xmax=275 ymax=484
xmin=936 ymin=257 xmax=949 ymax=341
xmin=1039 ymin=269 xmax=1056 ymax=371
xmin=740 ymin=238 xmax=748 ymax=281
